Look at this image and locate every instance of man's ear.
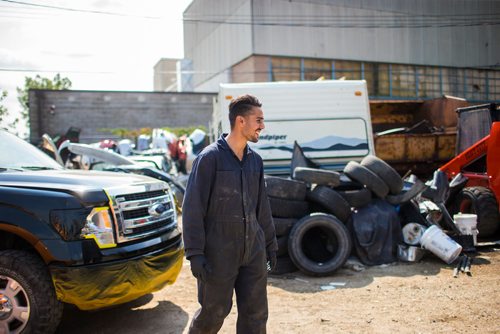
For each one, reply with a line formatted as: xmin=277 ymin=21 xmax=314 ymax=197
xmin=236 ymin=115 xmax=245 ymax=127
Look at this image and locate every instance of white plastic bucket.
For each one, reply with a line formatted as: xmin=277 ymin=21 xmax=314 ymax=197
xmin=453 ymin=213 xmax=479 ymax=245
xmin=420 ymin=225 xmax=462 ymax=264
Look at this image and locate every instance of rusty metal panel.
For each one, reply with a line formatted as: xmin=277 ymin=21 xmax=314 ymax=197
xmin=375 ymin=135 xmax=406 ymax=161
xmin=406 ymin=134 xmax=436 ymax=161
xmin=375 ymin=132 xmax=457 ymax=163
xmin=437 ymin=133 xmax=457 ymax=160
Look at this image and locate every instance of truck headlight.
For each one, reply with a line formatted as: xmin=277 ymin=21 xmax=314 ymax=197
xmin=81 ymin=207 xmax=116 ymax=248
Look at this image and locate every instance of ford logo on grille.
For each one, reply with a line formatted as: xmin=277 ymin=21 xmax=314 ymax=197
xmin=148 ymin=202 xmax=168 ymax=217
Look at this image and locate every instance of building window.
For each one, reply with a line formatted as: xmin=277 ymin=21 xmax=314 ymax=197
xmin=334 ymin=60 xmax=362 ymax=80
xmin=303 ymin=59 xmax=332 ymax=81
xmin=364 ymin=63 xmax=390 ymax=97
xmin=465 ymin=69 xmax=487 ymax=101
xmin=271 ymin=57 xmax=301 ymax=81
xmin=442 ymin=67 xmax=465 ymax=98
xmin=391 ymin=64 xmax=416 ymax=98
xmin=416 ymin=66 xmax=441 ymax=98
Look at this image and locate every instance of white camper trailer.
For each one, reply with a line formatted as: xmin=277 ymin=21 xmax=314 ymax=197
xmin=210 ymin=80 xmax=375 ymax=174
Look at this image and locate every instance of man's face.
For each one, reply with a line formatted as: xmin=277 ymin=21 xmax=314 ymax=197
xmin=241 ymin=107 xmax=265 ymax=143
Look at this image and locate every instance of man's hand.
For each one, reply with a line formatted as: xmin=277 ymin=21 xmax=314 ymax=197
xmin=189 ymin=255 xmax=211 ymax=282
xmin=267 ymin=251 xmax=277 ymax=272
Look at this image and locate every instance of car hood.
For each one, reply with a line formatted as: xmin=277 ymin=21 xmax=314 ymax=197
xmin=0 ymin=169 xmax=165 ymax=204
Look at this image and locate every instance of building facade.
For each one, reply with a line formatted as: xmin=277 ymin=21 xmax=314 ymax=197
xmin=183 ymin=0 xmax=500 ymax=101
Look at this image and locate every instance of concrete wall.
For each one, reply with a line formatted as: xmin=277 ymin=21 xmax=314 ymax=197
xmin=183 ymin=0 xmax=253 ymax=88
xmin=153 ymin=58 xmax=179 ymax=92
xmin=252 ymin=0 xmax=500 ymax=67
xmin=29 ymin=90 xmax=215 ymax=143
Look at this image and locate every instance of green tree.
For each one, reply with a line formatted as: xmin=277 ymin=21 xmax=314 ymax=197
xmin=0 ymin=90 xmax=19 ymax=132
xmin=16 ymin=73 xmax=72 ymax=124
xmin=0 ymin=90 xmax=8 ymax=124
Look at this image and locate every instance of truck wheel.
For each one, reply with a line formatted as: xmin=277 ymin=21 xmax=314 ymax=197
xmin=306 ymin=186 xmax=352 ymax=222
xmin=288 ymin=213 xmax=352 ymax=277
xmin=293 ymin=167 xmax=341 ymax=187
xmin=453 ymin=186 xmax=500 ymax=237
xmin=0 ymin=250 xmax=63 ymax=334
xmin=273 ymin=217 xmax=298 ymax=237
xmin=265 ymin=176 xmax=307 ymax=201
xmin=344 ymin=161 xmax=389 ymax=198
xmin=269 ymin=197 xmax=310 ymax=218
xmin=361 ymin=155 xmax=403 ymax=194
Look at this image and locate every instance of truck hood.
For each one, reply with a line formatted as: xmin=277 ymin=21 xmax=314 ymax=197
xmin=0 ymin=170 xmax=165 ymax=204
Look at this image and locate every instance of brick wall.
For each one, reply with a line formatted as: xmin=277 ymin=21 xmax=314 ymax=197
xmin=29 ymin=90 xmax=216 ymax=143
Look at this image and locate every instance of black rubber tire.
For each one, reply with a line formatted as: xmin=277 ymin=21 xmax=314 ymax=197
xmin=273 ymin=217 xmax=298 ymax=237
xmin=288 ymin=213 xmax=352 ymax=277
xmin=333 ymin=173 xmax=365 ymax=191
xmin=306 ymin=186 xmax=352 ymax=222
xmin=269 ymin=197 xmax=310 ymax=219
xmin=276 ymin=235 xmax=289 ymax=257
xmin=343 ymin=161 xmax=389 ymax=198
xmin=385 ymin=178 xmax=427 ymax=205
xmin=265 ymin=176 xmax=308 ymax=201
xmin=452 ymin=186 xmax=500 ymax=237
xmin=293 ymin=167 xmax=341 ymax=187
xmin=337 ymin=187 xmax=372 ymax=208
xmin=269 ymin=256 xmax=297 ymax=275
xmin=361 ymin=155 xmax=403 ymax=195
xmin=0 ymin=250 xmax=63 ymax=333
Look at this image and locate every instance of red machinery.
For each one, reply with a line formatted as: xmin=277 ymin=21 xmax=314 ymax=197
xmin=440 ymin=103 xmax=500 ymax=238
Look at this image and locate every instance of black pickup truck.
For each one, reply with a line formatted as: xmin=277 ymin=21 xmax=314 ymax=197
xmin=0 ymin=129 xmax=184 ymax=333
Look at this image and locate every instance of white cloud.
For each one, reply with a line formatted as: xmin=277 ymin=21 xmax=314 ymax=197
xmin=0 ymin=0 xmax=192 ymax=134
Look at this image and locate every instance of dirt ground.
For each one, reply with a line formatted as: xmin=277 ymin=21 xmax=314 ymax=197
xmin=56 ymin=245 xmax=500 ymax=334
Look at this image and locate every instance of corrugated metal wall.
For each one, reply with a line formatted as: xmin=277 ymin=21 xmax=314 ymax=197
xmin=183 ymin=0 xmax=499 ymax=90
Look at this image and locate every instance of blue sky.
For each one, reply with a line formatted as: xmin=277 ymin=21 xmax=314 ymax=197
xmin=0 ymin=0 xmax=192 ymax=135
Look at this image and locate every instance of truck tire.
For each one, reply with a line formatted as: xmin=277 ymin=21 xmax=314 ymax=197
xmin=0 ymin=250 xmax=63 ymax=334
xmin=273 ymin=217 xmax=298 ymax=237
xmin=288 ymin=213 xmax=352 ymax=277
xmin=265 ymin=176 xmax=307 ymax=201
xmin=453 ymin=186 xmax=500 ymax=237
xmin=337 ymin=187 xmax=372 ymax=208
xmin=293 ymin=167 xmax=341 ymax=187
xmin=344 ymin=161 xmax=389 ymax=198
xmin=306 ymin=186 xmax=352 ymax=222
xmin=269 ymin=256 xmax=297 ymax=276
xmin=361 ymin=155 xmax=403 ymax=194
xmin=269 ymin=197 xmax=310 ymax=218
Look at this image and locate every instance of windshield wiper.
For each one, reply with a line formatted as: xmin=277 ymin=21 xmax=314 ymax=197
xmin=0 ymin=167 xmax=25 ymax=172
xmin=18 ymin=166 xmax=56 ymax=171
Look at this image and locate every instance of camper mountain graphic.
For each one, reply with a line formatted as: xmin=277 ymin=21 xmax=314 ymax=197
xmin=256 ymin=135 xmax=368 ymax=152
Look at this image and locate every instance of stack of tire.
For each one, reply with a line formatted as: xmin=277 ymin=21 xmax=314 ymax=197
xmin=264 ymin=176 xmax=309 ymax=275
xmin=264 ymin=155 xmax=422 ymax=277
xmin=288 ymin=168 xmax=370 ymax=276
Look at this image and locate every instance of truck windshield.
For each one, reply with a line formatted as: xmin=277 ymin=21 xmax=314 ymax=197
xmin=0 ymin=130 xmax=63 ymax=170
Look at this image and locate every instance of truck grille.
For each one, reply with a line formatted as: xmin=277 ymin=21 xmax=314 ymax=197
xmin=112 ymin=188 xmax=177 ymax=243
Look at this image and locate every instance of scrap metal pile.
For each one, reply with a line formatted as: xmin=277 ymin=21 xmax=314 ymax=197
xmin=265 ymin=142 xmax=491 ymax=277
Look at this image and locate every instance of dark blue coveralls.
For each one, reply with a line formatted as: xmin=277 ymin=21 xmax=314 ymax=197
xmin=182 ymin=134 xmax=278 ymax=334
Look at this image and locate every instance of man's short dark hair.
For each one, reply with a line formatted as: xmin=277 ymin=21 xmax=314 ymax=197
xmin=228 ymin=94 xmax=262 ymax=129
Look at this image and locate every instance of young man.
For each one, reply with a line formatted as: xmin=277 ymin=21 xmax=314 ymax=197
xmin=182 ymin=94 xmax=278 ymax=334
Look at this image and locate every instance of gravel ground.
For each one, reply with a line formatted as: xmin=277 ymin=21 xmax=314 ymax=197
xmin=56 ymin=245 xmax=500 ymax=334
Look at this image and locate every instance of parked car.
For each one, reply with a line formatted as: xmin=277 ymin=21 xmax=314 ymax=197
xmin=0 ymin=129 xmax=184 ymax=333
